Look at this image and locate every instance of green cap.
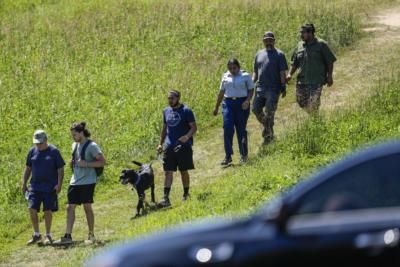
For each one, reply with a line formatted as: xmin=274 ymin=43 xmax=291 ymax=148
xmin=33 ymin=130 xmax=47 ymax=144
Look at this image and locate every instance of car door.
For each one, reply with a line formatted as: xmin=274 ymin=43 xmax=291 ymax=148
xmin=283 ymin=152 xmax=400 ymax=266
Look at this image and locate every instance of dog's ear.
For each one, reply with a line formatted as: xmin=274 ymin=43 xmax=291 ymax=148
xmin=121 ymin=169 xmax=127 ymax=173
xmin=132 ymin=160 xmax=143 ymax=167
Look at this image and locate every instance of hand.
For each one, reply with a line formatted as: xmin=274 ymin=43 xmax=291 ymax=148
xmin=286 ymin=74 xmax=292 ymax=83
xmin=242 ymin=100 xmax=250 ymax=110
xmin=157 ymin=144 xmax=163 ymax=154
xmin=54 ymin=184 xmax=62 ymax=194
xmin=281 ymin=90 xmax=287 ymax=98
xmin=77 ymin=160 xmax=88 ymax=168
xmin=213 ymin=107 xmax=219 ymax=116
xmin=327 ymin=75 xmax=333 ymax=87
xmin=178 ymin=135 xmax=190 ymax=143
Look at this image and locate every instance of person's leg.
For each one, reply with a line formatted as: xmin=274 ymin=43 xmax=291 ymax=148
xmin=29 ymin=208 xmax=40 ymax=234
xmin=222 ymin=100 xmax=234 ymax=160
xmin=65 ymin=204 xmax=77 ymax=235
xmin=43 ymin=210 xmax=52 ymax=235
xmin=235 ymin=100 xmax=250 ymax=158
xmin=164 ymin=171 xmax=173 ymax=198
xmin=308 ymin=85 xmax=323 ymax=114
xmin=264 ymin=91 xmax=279 ymax=142
xmin=177 ymin=145 xmax=194 ymax=200
xmin=296 ymin=83 xmax=310 ymax=112
xmin=180 ymin=170 xmax=190 ymax=198
xmin=83 ymin=203 xmax=94 ymax=234
xmin=252 ymin=92 xmax=266 ymax=124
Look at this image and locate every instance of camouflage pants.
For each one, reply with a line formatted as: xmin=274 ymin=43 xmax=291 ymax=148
xmin=252 ymin=90 xmax=279 ymax=142
xmin=296 ymin=83 xmax=323 ymax=114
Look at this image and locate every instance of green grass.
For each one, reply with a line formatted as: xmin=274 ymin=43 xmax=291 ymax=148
xmin=0 ymin=0 xmax=399 ymax=265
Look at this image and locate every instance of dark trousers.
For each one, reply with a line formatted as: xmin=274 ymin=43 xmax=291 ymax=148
xmin=222 ymin=98 xmax=250 ymax=158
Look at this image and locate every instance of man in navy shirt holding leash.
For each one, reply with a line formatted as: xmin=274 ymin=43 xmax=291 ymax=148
xmin=22 ymin=130 xmax=65 ymax=245
xmin=157 ymin=90 xmax=197 ymax=207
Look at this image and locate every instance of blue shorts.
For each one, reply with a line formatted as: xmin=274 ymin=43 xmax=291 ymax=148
xmin=28 ymin=190 xmax=58 ymax=212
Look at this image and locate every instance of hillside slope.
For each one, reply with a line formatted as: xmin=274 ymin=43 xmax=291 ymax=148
xmin=1 ymin=1 xmax=400 ymax=266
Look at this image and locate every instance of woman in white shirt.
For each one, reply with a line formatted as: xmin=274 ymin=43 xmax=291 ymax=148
xmin=213 ymin=58 xmax=255 ymax=165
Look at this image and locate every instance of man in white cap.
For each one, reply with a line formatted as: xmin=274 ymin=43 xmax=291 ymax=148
xmin=22 ymin=130 xmax=65 ymax=245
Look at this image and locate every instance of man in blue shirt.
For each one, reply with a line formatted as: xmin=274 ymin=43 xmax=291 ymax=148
xmin=157 ymin=90 xmax=197 ymax=207
xmin=22 ymin=130 xmax=65 ymax=245
xmin=253 ymin=31 xmax=288 ymax=144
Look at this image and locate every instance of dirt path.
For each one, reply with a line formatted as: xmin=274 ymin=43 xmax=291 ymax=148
xmin=2 ymin=6 xmax=400 ymax=267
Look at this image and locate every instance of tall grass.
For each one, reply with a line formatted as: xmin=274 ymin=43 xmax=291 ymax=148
xmin=0 ymin=0 xmax=395 ymax=244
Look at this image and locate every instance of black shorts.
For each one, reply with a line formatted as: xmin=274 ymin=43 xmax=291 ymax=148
xmin=67 ymin=183 xmax=96 ymax=205
xmin=163 ymin=145 xmax=195 ymax=172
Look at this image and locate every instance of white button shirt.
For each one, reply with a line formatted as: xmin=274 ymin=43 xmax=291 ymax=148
xmin=219 ymin=70 xmax=255 ymax=98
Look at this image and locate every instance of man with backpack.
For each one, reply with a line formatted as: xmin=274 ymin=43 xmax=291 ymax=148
xmin=56 ymin=122 xmax=106 ymax=245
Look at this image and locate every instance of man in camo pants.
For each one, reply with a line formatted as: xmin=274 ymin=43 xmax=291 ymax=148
xmin=252 ymin=31 xmax=288 ymax=144
xmin=287 ymin=24 xmax=337 ymax=114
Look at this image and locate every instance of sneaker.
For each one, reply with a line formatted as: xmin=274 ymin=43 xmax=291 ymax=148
xmin=157 ymin=197 xmax=171 ymax=208
xmin=26 ymin=234 xmax=42 ymax=245
xmin=220 ymin=157 xmax=232 ymax=166
xmin=239 ymin=156 xmax=248 ymax=164
xmin=84 ymin=233 xmax=96 ymax=245
xmin=43 ymin=235 xmax=53 ymax=245
xmin=54 ymin=235 xmax=73 ymax=245
xmin=182 ymin=194 xmax=190 ymax=201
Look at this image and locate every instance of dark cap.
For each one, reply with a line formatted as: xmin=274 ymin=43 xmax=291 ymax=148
xmin=300 ymin=23 xmax=316 ymax=33
xmin=263 ymin=31 xmax=275 ymax=40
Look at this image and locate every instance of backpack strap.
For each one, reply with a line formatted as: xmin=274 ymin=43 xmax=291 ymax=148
xmin=80 ymin=139 xmax=92 ymax=161
xmin=72 ymin=143 xmax=78 ymax=161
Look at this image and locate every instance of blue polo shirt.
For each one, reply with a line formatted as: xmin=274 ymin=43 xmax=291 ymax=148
xmin=163 ymin=104 xmax=196 ymax=148
xmin=26 ymin=145 xmax=65 ymax=192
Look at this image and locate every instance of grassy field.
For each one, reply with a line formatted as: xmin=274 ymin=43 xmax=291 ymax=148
xmin=1 ymin=0 xmax=400 ymax=266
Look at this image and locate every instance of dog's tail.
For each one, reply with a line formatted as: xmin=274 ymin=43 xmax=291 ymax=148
xmin=132 ymin=160 xmax=143 ymax=167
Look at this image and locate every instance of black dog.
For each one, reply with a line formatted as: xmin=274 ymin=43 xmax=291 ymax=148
xmin=119 ymin=161 xmax=155 ymax=218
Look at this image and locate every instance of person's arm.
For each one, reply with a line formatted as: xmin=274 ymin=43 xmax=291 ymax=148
xmin=213 ymin=90 xmax=225 ymax=116
xmin=178 ymin=122 xmax=197 ymax=143
xmin=286 ymin=47 xmax=298 ymax=82
xmin=326 ymin=63 xmax=334 ymax=87
xmin=280 ymin=70 xmax=287 ymax=97
xmin=22 ymin=166 xmax=32 ymax=193
xmin=321 ymin=42 xmax=336 ymax=87
xmin=157 ymin=123 xmax=167 ymax=152
xmin=252 ymin=55 xmax=258 ymax=83
xmin=55 ymin=167 xmax=64 ymax=194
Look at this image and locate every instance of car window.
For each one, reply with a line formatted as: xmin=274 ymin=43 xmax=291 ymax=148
xmin=294 ymin=153 xmax=400 ymax=215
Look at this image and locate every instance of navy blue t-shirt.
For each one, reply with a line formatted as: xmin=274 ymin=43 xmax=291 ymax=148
xmin=163 ymin=104 xmax=196 ymax=148
xmin=254 ymin=48 xmax=288 ymax=91
xmin=26 ymin=144 xmax=65 ymax=192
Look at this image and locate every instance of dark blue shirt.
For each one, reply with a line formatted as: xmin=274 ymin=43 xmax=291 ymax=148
xmin=26 ymin=145 xmax=65 ymax=192
xmin=163 ymin=104 xmax=196 ymax=148
xmin=253 ymin=48 xmax=288 ymax=91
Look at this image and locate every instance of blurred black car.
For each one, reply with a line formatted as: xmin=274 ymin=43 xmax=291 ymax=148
xmin=88 ymin=142 xmax=400 ymax=267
